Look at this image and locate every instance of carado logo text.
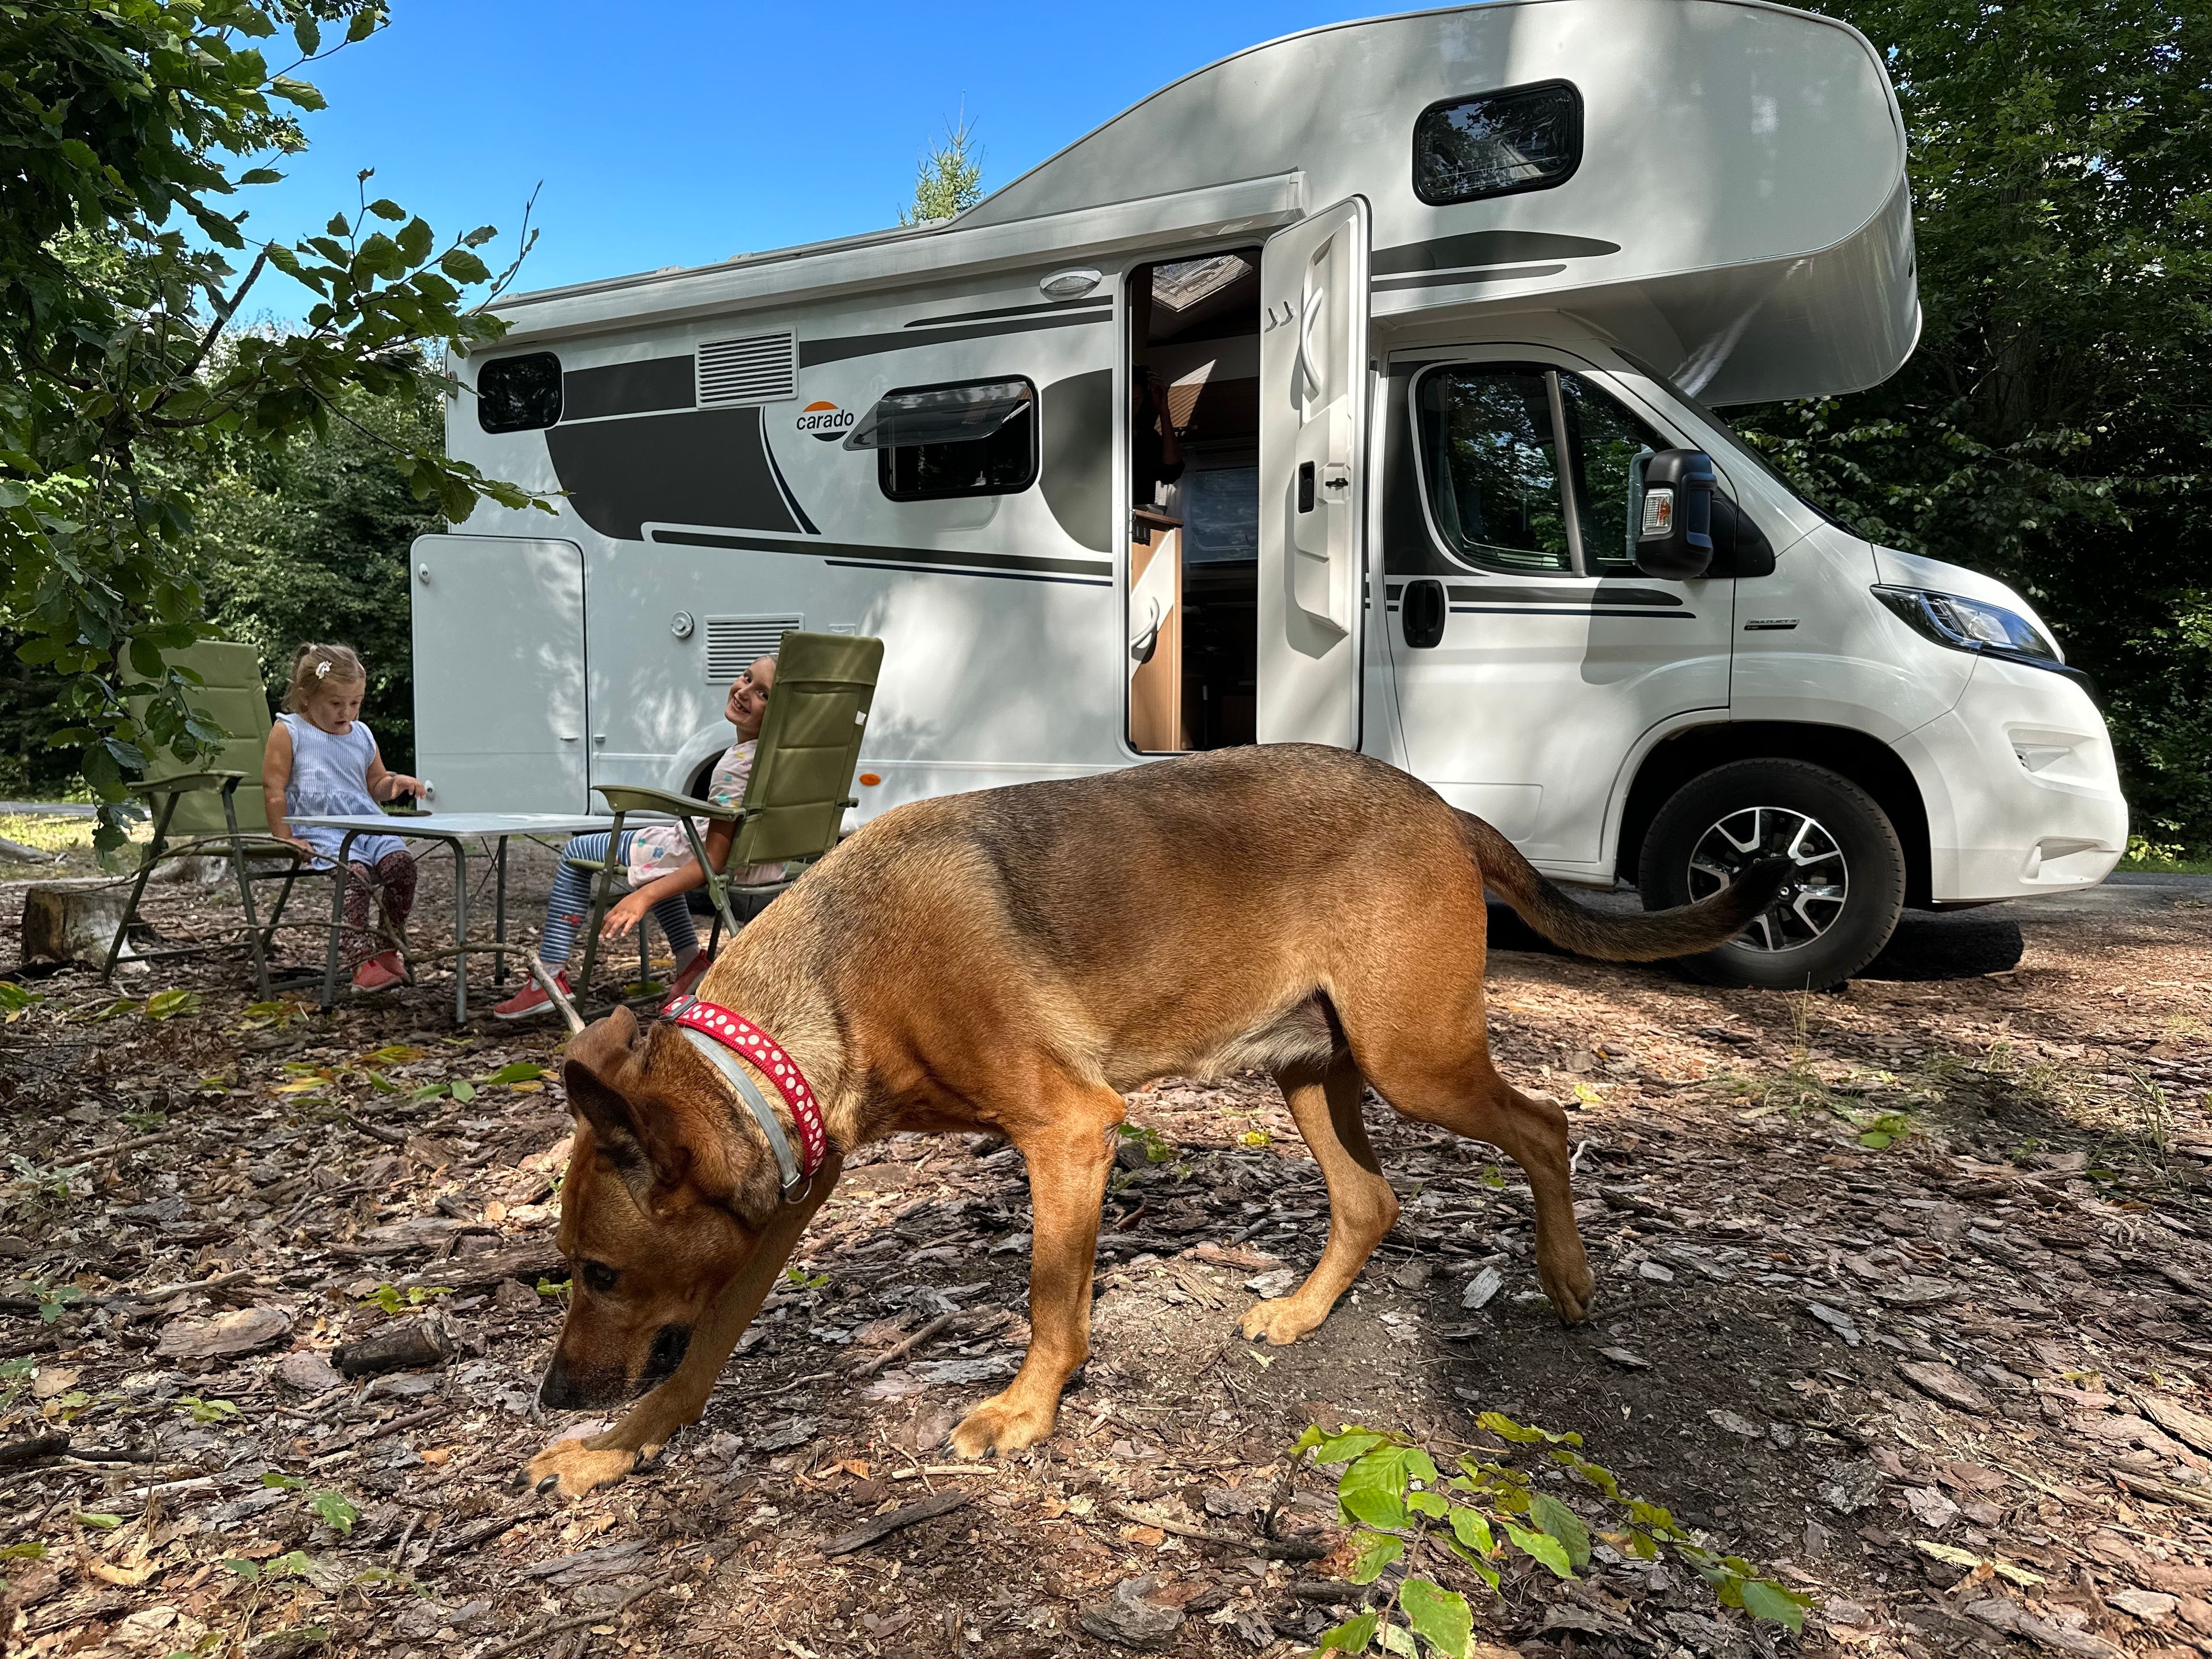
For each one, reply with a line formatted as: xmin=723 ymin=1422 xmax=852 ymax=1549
xmin=796 ymin=402 xmax=853 ymax=442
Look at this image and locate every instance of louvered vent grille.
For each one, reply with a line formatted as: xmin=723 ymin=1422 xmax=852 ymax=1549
xmin=704 ymin=614 xmax=803 ymax=683
xmin=696 ymin=332 xmax=797 ymax=406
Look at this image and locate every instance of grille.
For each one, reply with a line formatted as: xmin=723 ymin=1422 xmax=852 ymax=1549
xmin=704 ymin=614 xmax=803 ymax=683
xmin=696 ymin=332 xmax=797 ymax=406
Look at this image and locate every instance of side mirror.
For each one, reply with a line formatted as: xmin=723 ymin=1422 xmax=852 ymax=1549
xmin=1632 ymin=449 xmax=1715 ymax=579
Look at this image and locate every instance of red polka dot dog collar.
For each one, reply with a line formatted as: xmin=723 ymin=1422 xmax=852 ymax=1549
xmin=666 ymin=996 xmax=827 ymax=1201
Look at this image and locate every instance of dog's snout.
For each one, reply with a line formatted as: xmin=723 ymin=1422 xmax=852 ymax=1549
xmin=538 ymin=1350 xmax=626 ymax=1411
xmin=537 ymin=1352 xmax=585 ymax=1411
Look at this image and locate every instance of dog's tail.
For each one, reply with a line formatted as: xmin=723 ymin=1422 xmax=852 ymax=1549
xmin=1455 ymin=809 xmax=1789 ymax=963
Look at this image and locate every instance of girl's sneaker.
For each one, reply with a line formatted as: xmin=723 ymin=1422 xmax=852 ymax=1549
xmin=494 ymin=970 xmax=570 ymax=1022
xmin=352 ymin=952 xmax=406 ymax=995
xmin=662 ymin=951 xmax=713 ymax=1009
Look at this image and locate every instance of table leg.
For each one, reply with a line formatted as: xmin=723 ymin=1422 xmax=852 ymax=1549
xmin=494 ymin=836 xmax=509 ymax=989
xmin=453 ymin=840 xmax=470 ymax=1026
xmin=321 ymin=832 xmax=359 ymax=1011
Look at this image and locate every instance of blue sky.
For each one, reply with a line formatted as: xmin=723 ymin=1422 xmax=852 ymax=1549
xmin=238 ymin=1 xmax=1376 ymax=304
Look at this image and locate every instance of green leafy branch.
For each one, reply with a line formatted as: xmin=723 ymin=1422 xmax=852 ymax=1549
xmin=1298 ymin=1413 xmax=1812 ymax=1657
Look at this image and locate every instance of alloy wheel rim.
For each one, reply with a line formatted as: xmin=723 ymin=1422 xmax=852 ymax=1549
xmin=1685 ymin=805 xmax=1849 ymax=953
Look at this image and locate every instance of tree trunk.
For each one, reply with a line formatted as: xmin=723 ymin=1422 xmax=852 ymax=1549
xmin=20 ymin=880 xmax=129 ymax=964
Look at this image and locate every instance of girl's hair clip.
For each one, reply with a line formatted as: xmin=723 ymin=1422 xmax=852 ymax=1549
xmin=315 ymin=660 xmax=331 ymax=679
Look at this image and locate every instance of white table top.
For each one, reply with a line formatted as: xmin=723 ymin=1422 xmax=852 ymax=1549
xmin=287 ymin=812 xmax=615 ymax=839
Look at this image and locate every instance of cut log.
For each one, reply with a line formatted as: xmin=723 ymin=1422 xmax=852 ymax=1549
xmin=0 ymin=836 xmax=55 ymax=865
xmin=334 ymin=1315 xmax=456 ymax=1377
xmin=20 ymin=879 xmax=130 ymax=964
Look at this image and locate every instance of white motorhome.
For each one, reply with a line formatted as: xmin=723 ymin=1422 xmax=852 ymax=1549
xmin=415 ymin=0 xmax=2128 ymax=989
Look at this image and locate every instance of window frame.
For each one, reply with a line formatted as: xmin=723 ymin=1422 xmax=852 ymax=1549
xmin=872 ymin=375 xmax=1040 ymax=503
xmin=1411 ymin=79 xmax=1585 ymax=208
xmin=1406 ymin=359 xmax=1681 ymax=579
xmin=476 ymin=351 xmax=563 ymax=434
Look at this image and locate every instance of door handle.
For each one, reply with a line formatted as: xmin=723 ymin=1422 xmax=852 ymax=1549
xmin=1298 ymin=461 xmax=1316 ymax=514
xmin=1402 ymin=579 xmax=1447 ymax=649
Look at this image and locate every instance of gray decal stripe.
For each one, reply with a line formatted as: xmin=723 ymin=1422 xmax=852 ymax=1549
xmin=800 ymin=309 xmax=1107 ymax=368
xmin=1449 ymin=605 xmax=1695 ymax=619
xmin=651 ymin=528 xmax=1113 ymax=581
xmin=1372 ymin=229 xmax=1619 ymax=276
xmin=826 ymin=558 xmax=1110 ymax=589
xmin=1372 ymin=262 xmax=1565 ymax=293
xmin=1444 ymin=585 xmax=1684 ymax=607
xmin=903 ymin=297 xmax=1112 ymax=329
xmin=563 ymin=354 xmax=695 ymax=420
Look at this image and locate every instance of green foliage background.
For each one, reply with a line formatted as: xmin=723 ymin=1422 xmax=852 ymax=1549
xmin=1737 ymin=0 xmax=2211 ymax=852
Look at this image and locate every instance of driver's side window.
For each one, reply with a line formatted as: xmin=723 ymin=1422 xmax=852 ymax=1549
xmin=1410 ymin=363 xmax=1668 ymax=577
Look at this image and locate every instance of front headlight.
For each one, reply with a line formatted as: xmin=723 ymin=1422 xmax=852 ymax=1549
xmin=1872 ymin=586 xmax=2063 ymax=665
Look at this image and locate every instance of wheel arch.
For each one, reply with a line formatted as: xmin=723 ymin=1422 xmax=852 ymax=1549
xmin=1616 ymin=721 xmax=1931 ymax=907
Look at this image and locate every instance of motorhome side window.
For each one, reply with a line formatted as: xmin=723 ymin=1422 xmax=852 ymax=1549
xmin=476 ymin=353 xmax=562 ymax=434
xmin=849 ymin=378 xmax=1038 ymax=502
xmin=1412 ymin=365 xmax=1666 ymax=576
xmin=1412 ymin=82 xmax=1582 ymax=205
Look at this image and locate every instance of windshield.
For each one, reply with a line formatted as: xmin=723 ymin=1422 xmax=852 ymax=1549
xmin=1616 ymin=352 xmax=1851 ymax=533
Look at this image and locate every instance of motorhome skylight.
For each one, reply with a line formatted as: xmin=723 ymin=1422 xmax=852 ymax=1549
xmin=844 ymin=381 xmax=1035 ymax=449
xmin=1413 ymin=81 xmax=1582 ymax=206
xmin=1151 ymin=255 xmax=1251 ymax=313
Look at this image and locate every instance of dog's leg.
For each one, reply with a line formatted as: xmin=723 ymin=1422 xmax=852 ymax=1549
xmin=1384 ymin=1064 xmax=1592 ymax=1323
xmin=949 ymin=1086 xmax=1121 ymax=1459
xmin=523 ymin=1161 xmax=840 ymax=1498
xmin=1243 ymin=1056 xmax=1396 ymax=1346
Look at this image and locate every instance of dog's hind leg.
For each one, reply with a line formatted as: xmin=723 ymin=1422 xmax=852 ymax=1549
xmin=1243 ymin=1054 xmax=1397 ymax=1346
xmin=949 ymin=1077 xmax=1123 ymax=1460
xmin=1371 ymin=1053 xmax=1593 ymax=1323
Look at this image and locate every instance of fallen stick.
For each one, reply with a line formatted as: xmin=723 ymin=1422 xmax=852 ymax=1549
xmin=847 ymin=1312 xmax=953 ymax=1377
xmin=85 ymin=1124 xmax=188 ymax=1160
xmin=0 ymin=1433 xmax=68 ymax=1471
xmin=1108 ymin=1499 xmax=1329 ymax=1559
xmin=480 ymin=1571 xmax=677 ymax=1658
xmin=342 ymin=1109 xmax=408 ymax=1147
xmin=824 ymin=1486 xmax=971 ymax=1556
xmin=437 ymin=1511 xmax=525 ymax=1557
xmin=531 ymin=955 xmax=586 ymax=1036
xmin=96 ymin=1269 xmax=256 ymax=1309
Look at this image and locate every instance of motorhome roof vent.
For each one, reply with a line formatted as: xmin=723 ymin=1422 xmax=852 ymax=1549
xmin=703 ymin=613 xmax=804 ymax=683
xmin=696 ymin=332 xmax=797 ymax=406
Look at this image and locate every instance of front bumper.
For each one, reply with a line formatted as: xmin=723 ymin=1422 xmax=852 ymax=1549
xmin=1893 ymin=656 xmax=2128 ymax=903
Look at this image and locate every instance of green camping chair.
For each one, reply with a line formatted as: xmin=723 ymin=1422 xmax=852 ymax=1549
xmin=568 ymin=630 xmax=884 ymax=1004
xmin=100 ymin=641 xmax=315 ymax=998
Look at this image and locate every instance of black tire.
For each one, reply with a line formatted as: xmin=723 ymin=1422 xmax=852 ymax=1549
xmin=1638 ymin=758 xmax=1905 ymax=990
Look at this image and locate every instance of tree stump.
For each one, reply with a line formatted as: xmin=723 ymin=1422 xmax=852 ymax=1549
xmin=20 ymin=880 xmax=129 ymax=965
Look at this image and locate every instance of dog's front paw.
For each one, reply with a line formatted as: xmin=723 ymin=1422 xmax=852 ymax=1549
xmin=948 ymin=1389 xmax=1056 ymax=1459
xmin=1240 ymin=1293 xmax=1326 ymax=1346
xmin=519 ymin=1437 xmax=640 ymax=1499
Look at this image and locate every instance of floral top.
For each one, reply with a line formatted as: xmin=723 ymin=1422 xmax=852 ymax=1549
xmin=624 ymin=740 xmax=786 ymax=888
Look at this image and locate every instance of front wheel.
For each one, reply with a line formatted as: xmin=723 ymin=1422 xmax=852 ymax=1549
xmin=1639 ymin=759 xmax=1906 ymax=990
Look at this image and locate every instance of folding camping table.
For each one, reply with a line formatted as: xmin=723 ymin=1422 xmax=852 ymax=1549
xmin=289 ymin=812 xmax=613 ymax=1025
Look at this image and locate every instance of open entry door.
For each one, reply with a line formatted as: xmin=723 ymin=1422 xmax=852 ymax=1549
xmin=1256 ymin=196 xmax=1370 ymax=748
xmin=410 ymin=535 xmax=588 ymax=812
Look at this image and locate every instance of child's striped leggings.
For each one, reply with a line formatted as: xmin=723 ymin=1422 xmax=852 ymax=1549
xmin=541 ymin=830 xmax=700 ymax=966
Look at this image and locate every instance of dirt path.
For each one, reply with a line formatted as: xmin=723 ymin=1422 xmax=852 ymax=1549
xmin=0 ymin=858 xmax=2205 ymax=1659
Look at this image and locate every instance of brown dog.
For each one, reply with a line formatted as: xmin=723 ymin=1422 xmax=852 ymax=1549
xmin=522 ymin=745 xmax=1783 ymax=1496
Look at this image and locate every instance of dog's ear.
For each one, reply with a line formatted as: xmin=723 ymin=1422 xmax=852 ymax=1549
xmin=562 ymin=1013 xmax=691 ymax=1198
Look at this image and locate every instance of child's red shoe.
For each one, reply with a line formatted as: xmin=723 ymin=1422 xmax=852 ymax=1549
xmin=494 ymin=970 xmax=569 ymax=1022
xmin=351 ymin=952 xmax=406 ymax=995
